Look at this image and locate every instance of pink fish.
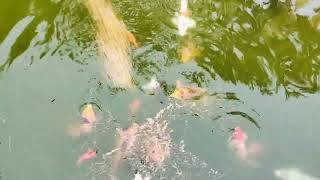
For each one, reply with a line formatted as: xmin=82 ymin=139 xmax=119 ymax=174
xmin=129 ymin=99 xmax=141 ymax=117
xmin=229 ymin=127 xmax=262 ymax=166
xmin=230 ymin=127 xmax=248 ymax=142
xmin=146 ymin=140 xmax=167 ymax=166
xmin=118 ymin=123 xmax=139 ymax=151
xmin=76 ymin=149 xmax=97 ymax=166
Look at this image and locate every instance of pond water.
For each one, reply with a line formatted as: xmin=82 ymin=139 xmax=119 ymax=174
xmin=0 ymin=0 xmax=320 ymax=179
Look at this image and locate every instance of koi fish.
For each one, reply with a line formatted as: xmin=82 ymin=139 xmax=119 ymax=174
xmin=127 ymin=31 xmax=139 ymax=48
xmin=129 ymin=99 xmax=141 ymax=117
xmin=67 ymin=104 xmax=97 ymax=137
xmin=146 ymin=137 xmax=168 ymax=166
xmin=274 ymin=168 xmax=320 ymax=180
xmin=111 ymin=123 xmax=140 ymax=178
xmin=229 ymin=127 xmax=248 ymax=160
xmin=170 ymin=81 xmax=207 ymax=100
xmin=142 ymin=76 xmax=161 ymax=95
xmin=81 ymin=104 xmax=96 ymax=124
xmin=76 ymin=149 xmax=97 ymax=166
xmin=79 ymin=104 xmax=97 ymax=134
xmin=179 ymin=41 xmax=200 ymax=63
xmin=229 ymin=127 xmax=262 ymax=166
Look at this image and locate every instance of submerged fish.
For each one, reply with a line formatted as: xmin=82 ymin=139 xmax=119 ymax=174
xmin=142 ymin=76 xmax=161 ymax=95
xmin=179 ymin=41 xmax=200 ymax=63
xmin=129 ymin=99 xmax=141 ymax=117
xmin=111 ymin=123 xmax=140 ymax=178
xmin=127 ymin=31 xmax=139 ymax=48
xmin=111 ymin=118 xmax=171 ymax=178
xmin=229 ymin=127 xmax=248 ymax=160
xmin=229 ymin=127 xmax=262 ymax=166
xmin=145 ymin=136 xmax=168 ymax=166
xmin=67 ymin=104 xmax=97 ymax=137
xmin=138 ymin=118 xmax=171 ymax=167
xmin=80 ymin=104 xmax=97 ymax=134
xmin=170 ymin=81 xmax=207 ymax=100
xmin=274 ymin=168 xmax=320 ymax=180
xmin=76 ymin=149 xmax=97 ymax=166
xmin=118 ymin=123 xmax=140 ymax=151
xmin=81 ymin=104 xmax=96 ymax=124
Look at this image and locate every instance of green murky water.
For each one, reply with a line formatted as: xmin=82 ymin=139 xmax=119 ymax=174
xmin=0 ymin=0 xmax=320 ymax=179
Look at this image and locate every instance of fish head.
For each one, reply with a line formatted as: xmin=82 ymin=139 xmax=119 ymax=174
xmin=81 ymin=104 xmax=96 ymax=123
xmin=232 ymin=127 xmax=248 ymax=142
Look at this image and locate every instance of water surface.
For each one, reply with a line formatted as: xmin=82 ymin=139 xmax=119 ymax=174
xmin=0 ymin=0 xmax=320 ymax=179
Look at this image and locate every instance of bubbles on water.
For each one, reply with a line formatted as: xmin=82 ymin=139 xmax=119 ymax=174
xmin=89 ymin=117 xmax=222 ymax=180
xmin=84 ymin=99 xmax=255 ymax=179
xmin=74 ymin=84 xmax=260 ymax=179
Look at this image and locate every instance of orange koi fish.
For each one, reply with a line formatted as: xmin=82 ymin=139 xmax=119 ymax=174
xmin=127 ymin=31 xmax=139 ymax=48
xmin=170 ymin=81 xmax=207 ymax=100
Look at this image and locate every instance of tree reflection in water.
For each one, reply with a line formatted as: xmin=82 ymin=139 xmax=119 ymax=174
xmin=0 ymin=0 xmax=319 ymax=98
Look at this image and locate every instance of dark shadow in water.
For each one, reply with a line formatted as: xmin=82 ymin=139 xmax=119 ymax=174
xmin=226 ymin=111 xmax=261 ymax=129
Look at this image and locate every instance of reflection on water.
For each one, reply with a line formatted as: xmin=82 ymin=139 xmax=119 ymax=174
xmin=85 ymin=0 xmax=134 ymax=88
xmin=0 ymin=0 xmax=61 ymax=71
xmin=0 ymin=0 xmax=319 ymax=96
xmin=113 ymin=0 xmax=320 ymax=97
